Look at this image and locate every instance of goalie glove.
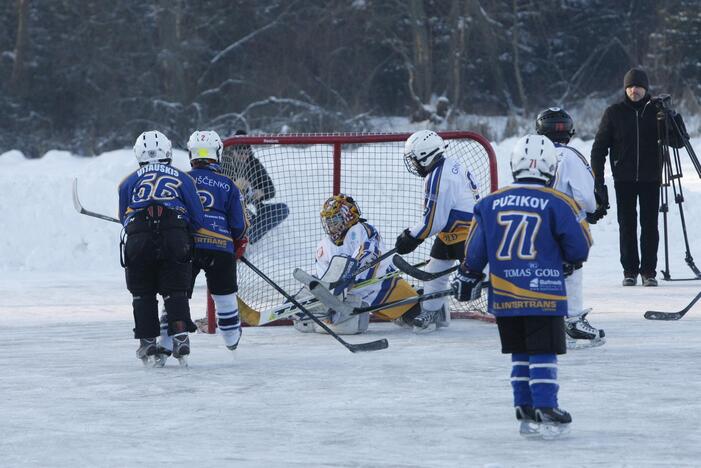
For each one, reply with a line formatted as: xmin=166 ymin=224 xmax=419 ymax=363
xmin=395 ymin=228 xmax=423 ymax=255
xmin=451 ymin=269 xmax=485 ymax=302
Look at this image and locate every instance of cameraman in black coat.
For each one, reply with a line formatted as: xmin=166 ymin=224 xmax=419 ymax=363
xmin=590 ymin=68 xmax=661 ymax=287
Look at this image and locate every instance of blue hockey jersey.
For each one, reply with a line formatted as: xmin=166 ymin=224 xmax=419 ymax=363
xmin=118 ymin=163 xmax=205 ymax=230
xmin=189 ymin=164 xmax=249 ymax=253
xmin=462 ymin=183 xmax=592 ymax=317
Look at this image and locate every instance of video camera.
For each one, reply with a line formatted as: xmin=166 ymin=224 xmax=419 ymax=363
xmin=651 ymin=94 xmax=673 ymax=112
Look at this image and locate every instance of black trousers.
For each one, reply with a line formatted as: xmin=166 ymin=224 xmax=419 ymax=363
xmin=190 ymin=249 xmax=238 ymax=297
xmin=614 ymin=181 xmax=660 ymax=277
xmin=124 ymin=209 xmax=194 ymax=338
xmin=496 ymin=315 xmax=566 ymax=355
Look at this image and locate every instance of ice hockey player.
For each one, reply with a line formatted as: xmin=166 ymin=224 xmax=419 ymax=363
xmin=536 ymin=107 xmax=606 ymax=349
xmin=452 ymin=134 xmax=592 ymax=439
xmin=157 ymin=131 xmax=249 ymax=359
xmin=118 ymin=130 xmax=205 ymax=366
xmin=395 ymin=130 xmax=480 ymax=332
xmin=293 ymin=194 xmax=421 ymax=334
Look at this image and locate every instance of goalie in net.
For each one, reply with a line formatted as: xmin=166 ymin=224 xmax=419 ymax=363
xmin=296 ymin=194 xmax=424 ymax=334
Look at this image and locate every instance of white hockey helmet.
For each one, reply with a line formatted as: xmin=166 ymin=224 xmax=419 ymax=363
xmin=187 ymin=130 xmax=223 ymax=163
xmin=510 ymin=134 xmax=558 ymax=183
xmin=403 ymin=130 xmax=447 ymax=177
xmin=133 ymin=130 xmax=172 ymax=165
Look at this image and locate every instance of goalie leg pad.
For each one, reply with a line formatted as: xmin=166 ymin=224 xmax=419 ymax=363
xmin=316 ymin=312 xmax=369 ymax=335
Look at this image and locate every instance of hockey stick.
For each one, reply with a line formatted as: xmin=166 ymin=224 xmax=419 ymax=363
xmin=392 ymin=255 xmax=457 ymax=281
xmin=72 ymin=178 xmax=121 ymax=224
xmin=644 ymin=291 xmax=701 ymax=320
xmin=240 ymin=257 xmax=388 ymax=353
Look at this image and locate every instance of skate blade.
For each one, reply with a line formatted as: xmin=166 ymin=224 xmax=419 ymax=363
xmin=176 ymin=356 xmax=189 ymax=368
xmin=519 ymin=421 xmax=541 ymax=439
xmin=567 ymin=337 xmax=606 ymax=350
xmin=413 ymin=323 xmax=438 ymax=334
xmin=538 ymin=422 xmax=571 ymax=440
xmin=153 ymin=354 xmax=169 ymax=368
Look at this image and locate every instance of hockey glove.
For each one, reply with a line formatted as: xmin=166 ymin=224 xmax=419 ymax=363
xmin=451 ymin=269 xmax=485 ymax=302
xmin=395 ymin=229 xmax=423 ymax=255
xmin=587 ymin=184 xmax=609 ymax=224
xmin=234 ymin=236 xmax=248 ymax=260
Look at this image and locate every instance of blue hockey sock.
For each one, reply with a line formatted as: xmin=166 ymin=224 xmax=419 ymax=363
xmin=510 ymin=353 xmax=532 ymax=407
xmin=529 ymin=354 xmax=559 ymax=409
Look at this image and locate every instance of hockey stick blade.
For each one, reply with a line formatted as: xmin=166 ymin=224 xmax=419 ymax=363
xmin=72 ymin=178 xmax=120 ymax=224
xmin=348 ymin=338 xmax=389 ymax=352
xmin=392 ymin=255 xmax=457 ymax=281
xmin=644 ymin=291 xmax=701 ymax=321
xmin=643 ymin=311 xmax=684 ymax=321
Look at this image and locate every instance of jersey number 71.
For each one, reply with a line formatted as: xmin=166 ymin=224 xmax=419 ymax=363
xmin=496 ymin=211 xmax=542 ymax=260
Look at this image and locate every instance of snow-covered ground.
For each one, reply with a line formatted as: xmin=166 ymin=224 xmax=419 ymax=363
xmin=2 ymin=138 xmax=701 ymax=467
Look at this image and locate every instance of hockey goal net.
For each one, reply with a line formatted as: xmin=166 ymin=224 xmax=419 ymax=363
xmin=204 ymin=131 xmax=497 ymax=331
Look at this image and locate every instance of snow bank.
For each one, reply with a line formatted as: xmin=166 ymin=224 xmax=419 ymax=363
xmin=3 ymin=137 xmax=701 ymax=278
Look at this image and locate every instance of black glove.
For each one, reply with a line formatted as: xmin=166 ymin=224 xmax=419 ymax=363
xmin=563 ymin=262 xmax=583 ymax=278
xmin=395 ymin=229 xmax=423 ymax=255
xmin=587 ymin=184 xmax=609 ymax=224
xmin=451 ymin=269 xmax=485 ymax=302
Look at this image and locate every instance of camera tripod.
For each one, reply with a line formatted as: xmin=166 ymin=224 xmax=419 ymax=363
xmin=657 ymin=95 xmax=701 ymax=280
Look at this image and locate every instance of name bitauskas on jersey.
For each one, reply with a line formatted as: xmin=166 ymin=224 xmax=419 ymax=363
xmin=118 ymin=163 xmax=204 ymax=230
xmin=189 ymin=165 xmax=248 ymax=253
xmin=464 ymin=184 xmax=592 ymax=317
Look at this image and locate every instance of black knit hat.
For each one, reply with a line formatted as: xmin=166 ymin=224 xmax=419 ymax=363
xmin=624 ymin=68 xmax=649 ymax=90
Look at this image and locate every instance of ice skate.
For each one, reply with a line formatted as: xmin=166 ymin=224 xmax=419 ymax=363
xmin=221 ymin=328 xmax=242 ymax=351
xmin=412 ymin=306 xmax=440 ymax=333
xmin=566 ymin=310 xmax=605 ymax=349
xmin=136 ymin=338 xmax=158 ymax=366
xmin=153 ymin=345 xmax=171 ymax=368
xmin=535 ymin=407 xmax=572 ymax=440
xmin=515 ymin=405 xmax=540 ymax=438
xmin=172 ymin=334 xmax=190 ymax=367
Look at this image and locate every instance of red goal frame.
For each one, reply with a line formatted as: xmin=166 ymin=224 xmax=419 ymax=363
xmin=204 ymin=131 xmax=498 ymax=332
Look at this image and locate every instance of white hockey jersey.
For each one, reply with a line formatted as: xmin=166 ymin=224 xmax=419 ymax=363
xmin=551 ymin=144 xmax=596 ymax=214
xmin=409 ymin=157 xmax=480 ymax=243
xmin=315 ymin=222 xmax=395 ymax=306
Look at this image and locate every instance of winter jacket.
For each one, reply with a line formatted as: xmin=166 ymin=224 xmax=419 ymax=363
xmin=590 ymin=94 xmax=661 ymax=185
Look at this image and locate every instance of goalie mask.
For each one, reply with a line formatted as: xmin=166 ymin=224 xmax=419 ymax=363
xmin=187 ymin=130 xmax=223 ymax=163
xmin=403 ymin=130 xmax=447 ymax=177
xmin=320 ymin=194 xmax=362 ymax=245
xmin=510 ymin=134 xmax=558 ymax=183
xmin=535 ymin=107 xmax=575 ymax=144
xmin=133 ymin=130 xmax=172 ymax=165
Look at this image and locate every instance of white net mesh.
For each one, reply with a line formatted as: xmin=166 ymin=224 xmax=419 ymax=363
xmin=219 ymin=132 xmax=497 ymax=319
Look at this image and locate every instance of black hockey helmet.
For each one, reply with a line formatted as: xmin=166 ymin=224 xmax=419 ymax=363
xmin=535 ymin=107 xmax=575 ymax=144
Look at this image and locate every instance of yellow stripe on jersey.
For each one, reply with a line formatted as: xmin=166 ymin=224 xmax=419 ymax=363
xmin=491 ymin=274 xmax=566 ymax=301
xmin=195 ymin=228 xmax=233 ymax=242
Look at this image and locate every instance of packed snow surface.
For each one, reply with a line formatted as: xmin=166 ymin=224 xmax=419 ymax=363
xmin=2 ymin=139 xmax=701 ymax=467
